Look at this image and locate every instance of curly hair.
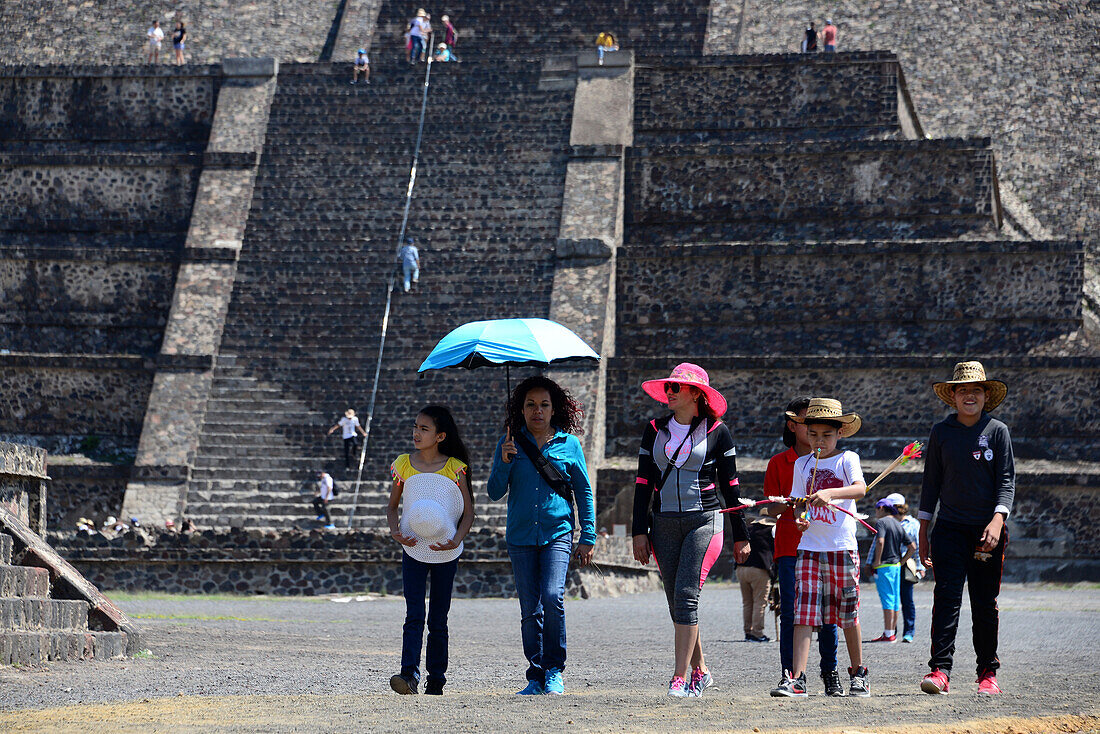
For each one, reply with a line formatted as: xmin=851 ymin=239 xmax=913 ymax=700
xmin=506 ymin=375 xmax=584 ymax=436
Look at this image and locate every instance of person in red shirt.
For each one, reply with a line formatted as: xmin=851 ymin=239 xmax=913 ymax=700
xmin=822 ymin=20 xmax=838 ymax=52
xmin=764 ymin=397 xmax=843 ymax=697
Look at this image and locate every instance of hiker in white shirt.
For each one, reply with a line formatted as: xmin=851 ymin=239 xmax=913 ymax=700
xmin=147 ymin=21 xmax=164 ymax=63
xmin=328 ymin=408 xmax=367 ymax=472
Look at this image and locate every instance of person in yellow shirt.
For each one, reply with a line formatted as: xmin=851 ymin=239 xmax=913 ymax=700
xmin=595 ymin=31 xmax=619 ymax=65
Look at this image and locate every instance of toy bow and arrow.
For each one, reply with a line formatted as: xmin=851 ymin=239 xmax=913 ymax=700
xmin=720 ymin=442 xmax=927 ymax=534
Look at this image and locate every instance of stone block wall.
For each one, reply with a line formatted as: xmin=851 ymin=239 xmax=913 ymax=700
xmin=0 ymin=247 xmax=176 ymax=354
xmin=625 ymin=138 xmax=1001 ymax=242
xmin=635 ymin=52 xmax=908 ymax=143
xmin=0 ymin=66 xmax=220 ymax=142
xmin=0 ymin=3 xmax=338 ymax=65
xmin=0 ymin=356 xmax=153 ymax=441
xmin=54 ymin=529 xmax=658 ymax=598
xmin=0 ymin=442 xmax=48 ymax=533
xmin=615 ymin=240 xmax=1084 ymax=356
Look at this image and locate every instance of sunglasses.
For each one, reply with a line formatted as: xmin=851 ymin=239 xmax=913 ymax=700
xmin=664 ymin=382 xmax=682 ymax=394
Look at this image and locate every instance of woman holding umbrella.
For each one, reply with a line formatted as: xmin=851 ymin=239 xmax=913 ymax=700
xmin=631 ymin=363 xmax=750 ymax=697
xmin=487 ymin=376 xmax=596 ymax=696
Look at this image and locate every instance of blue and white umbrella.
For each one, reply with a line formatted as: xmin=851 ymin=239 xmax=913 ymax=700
xmin=418 ymin=318 xmax=600 ymax=375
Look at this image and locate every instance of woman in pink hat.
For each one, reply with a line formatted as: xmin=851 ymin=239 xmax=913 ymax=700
xmin=631 ymin=363 xmax=750 ymax=697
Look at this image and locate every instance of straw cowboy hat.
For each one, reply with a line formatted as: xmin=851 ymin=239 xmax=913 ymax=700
xmin=399 ymin=471 xmax=465 ymax=563
xmin=344 ymin=408 xmax=356 ymax=418
xmin=786 ymin=397 xmax=862 ymax=437
xmin=416 ymin=8 xmax=427 ymax=17
xmin=933 ymin=361 xmax=1007 ymax=412
xmin=642 ymin=362 xmax=728 ymax=416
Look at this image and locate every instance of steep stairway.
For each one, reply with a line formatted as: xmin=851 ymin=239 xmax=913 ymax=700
xmin=185 ymin=59 xmax=575 ymax=530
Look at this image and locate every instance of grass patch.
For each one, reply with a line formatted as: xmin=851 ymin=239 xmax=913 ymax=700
xmin=130 ymin=613 xmax=281 ymax=622
xmin=105 ymin=591 xmax=328 ymax=603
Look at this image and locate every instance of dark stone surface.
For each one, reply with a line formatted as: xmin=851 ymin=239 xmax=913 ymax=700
xmin=635 ymin=52 xmax=904 ymax=143
xmin=625 ymin=138 xmax=1000 ymax=242
xmin=615 ymin=240 xmax=1083 ymax=355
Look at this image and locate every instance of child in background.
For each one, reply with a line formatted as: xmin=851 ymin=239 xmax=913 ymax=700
xmin=387 ymin=406 xmax=475 ymax=696
xmin=865 ymin=497 xmax=916 ymax=642
xmin=773 ymin=398 xmax=870 ymax=698
xmin=894 ymin=494 xmax=925 ymax=642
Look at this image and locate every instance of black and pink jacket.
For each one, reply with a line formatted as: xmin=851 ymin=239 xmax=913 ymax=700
xmin=631 ymin=415 xmax=749 ymax=541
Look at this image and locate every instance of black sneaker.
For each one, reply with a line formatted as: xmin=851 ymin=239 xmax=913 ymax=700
xmin=770 ymin=672 xmax=807 ymax=698
xmin=390 ymin=673 xmax=418 ymax=695
xmin=848 ymin=666 xmax=871 ymax=697
xmin=822 ymin=668 xmax=844 ymax=697
xmin=424 ymin=678 xmax=444 ymax=695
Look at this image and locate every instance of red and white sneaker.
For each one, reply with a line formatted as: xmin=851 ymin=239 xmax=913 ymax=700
xmin=869 ymin=632 xmax=897 ymax=643
xmin=977 ymin=671 xmax=1002 ymax=696
xmin=921 ymin=669 xmax=950 ymax=694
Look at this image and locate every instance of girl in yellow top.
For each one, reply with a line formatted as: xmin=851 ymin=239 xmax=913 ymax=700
xmin=387 ymin=405 xmax=474 ymax=696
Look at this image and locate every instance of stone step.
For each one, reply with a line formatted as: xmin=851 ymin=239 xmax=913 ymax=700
xmin=0 ymin=598 xmax=89 ymax=632
xmin=0 ymin=565 xmax=50 ymax=598
xmin=0 ymin=630 xmax=128 ymax=665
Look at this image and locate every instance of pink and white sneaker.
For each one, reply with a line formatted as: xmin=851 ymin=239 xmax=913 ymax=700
xmin=667 ymin=676 xmax=690 ymax=698
xmin=921 ymin=669 xmax=950 ymax=694
xmin=977 ymin=671 xmax=1002 ymax=696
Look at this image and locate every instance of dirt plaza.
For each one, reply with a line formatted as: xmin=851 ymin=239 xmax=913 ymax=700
xmin=1 ymin=583 xmax=1097 ymax=733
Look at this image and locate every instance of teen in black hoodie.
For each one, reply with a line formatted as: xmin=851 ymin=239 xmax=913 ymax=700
xmin=917 ymin=362 xmax=1014 ymax=697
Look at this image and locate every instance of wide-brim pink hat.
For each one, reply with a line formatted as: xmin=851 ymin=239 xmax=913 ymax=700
xmin=641 ymin=362 xmax=727 ymax=416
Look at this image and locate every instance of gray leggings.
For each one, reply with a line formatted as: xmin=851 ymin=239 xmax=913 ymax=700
xmin=650 ymin=510 xmax=724 ymax=625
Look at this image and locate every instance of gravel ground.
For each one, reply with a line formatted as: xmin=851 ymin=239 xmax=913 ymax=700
xmin=1 ymin=583 xmax=1098 ymax=733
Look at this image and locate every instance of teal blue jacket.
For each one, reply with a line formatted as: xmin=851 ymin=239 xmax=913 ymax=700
xmin=487 ymin=427 xmax=597 ymax=547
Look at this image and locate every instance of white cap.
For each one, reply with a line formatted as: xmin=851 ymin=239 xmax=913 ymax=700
xmin=885 ymin=492 xmax=906 ymax=507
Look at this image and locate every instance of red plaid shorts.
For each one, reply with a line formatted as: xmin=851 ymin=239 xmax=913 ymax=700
xmin=794 ymin=550 xmax=861 ymax=629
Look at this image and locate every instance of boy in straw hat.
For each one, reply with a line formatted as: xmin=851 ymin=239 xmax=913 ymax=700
xmin=772 ymin=398 xmax=870 ymax=698
xmin=918 ymin=361 xmax=1014 ymax=696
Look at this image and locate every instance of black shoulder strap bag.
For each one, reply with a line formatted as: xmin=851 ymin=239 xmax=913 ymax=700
xmin=513 ymin=429 xmax=574 ymax=505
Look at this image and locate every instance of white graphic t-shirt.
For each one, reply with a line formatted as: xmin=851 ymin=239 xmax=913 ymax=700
xmin=790 ymin=450 xmax=864 ymax=552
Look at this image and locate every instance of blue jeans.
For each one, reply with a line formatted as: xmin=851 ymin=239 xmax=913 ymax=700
xmin=901 ymin=578 xmax=917 ymax=637
xmin=401 ymin=551 xmax=459 ymax=685
xmin=777 ymin=555 xmax=838 ymax=674
xmin=507 ymin=533 xmax=572 ymax=683
xmin=409 ymin=35 xmax=425 ymax=63
xmin=402 ymin=261 xmax=419 ymax=292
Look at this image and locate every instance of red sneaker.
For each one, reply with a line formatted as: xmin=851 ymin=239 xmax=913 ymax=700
xmin=977 ymin=671 xmax=1001 ymax=696
xmin=921 ymin=669 xmax=950 ymax=694
xmin=869 ymin=633 xmax=897 ymax=643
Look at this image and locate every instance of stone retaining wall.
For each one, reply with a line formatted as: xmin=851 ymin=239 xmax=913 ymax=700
xmin=0 ymin=252 xmax=176 ymax=354
xmin=0 ymin=154 xmax=205 ymax=232
xmin=625 ymin=138 xmax=1000 ymax=242
xmin=0 ymin=442 xmax=48 ymax=533
xmin=0 ymin=357 xmax=153 ymax=440
xmin=54 ymin=530 xmax=659 ymax=598
xmin=615 ymin=240 xmax=1083 ymax=356
xmin=635 ymin=52 xmax=905 ymax=143
xmin=0 ymin=66 xmax=220 ymax=142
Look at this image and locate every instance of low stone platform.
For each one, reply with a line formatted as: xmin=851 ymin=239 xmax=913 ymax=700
xmin=53 ymin=529 xmax=659 ymax=599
